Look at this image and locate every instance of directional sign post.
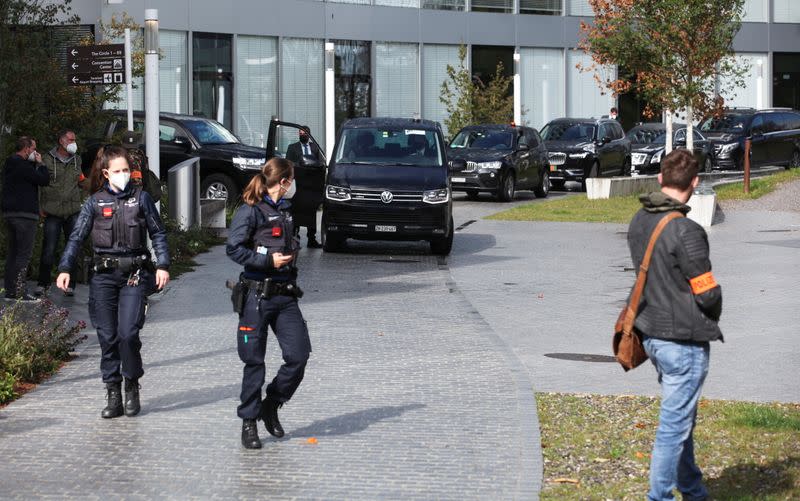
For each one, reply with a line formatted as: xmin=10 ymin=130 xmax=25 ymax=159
xmin=67 ymin=44 xmax=126 ymax=86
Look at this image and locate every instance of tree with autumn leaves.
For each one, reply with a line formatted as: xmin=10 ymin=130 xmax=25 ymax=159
xmin=579 ymin=0 xmax=747 ymax=152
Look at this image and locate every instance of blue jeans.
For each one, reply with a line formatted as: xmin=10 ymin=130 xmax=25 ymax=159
xmin=642 ymin=337 xmax=710 ymax=501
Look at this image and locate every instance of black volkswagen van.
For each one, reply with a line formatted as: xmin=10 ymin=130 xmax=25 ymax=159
xmin=321 ymin=117 xmax=454 ymax=255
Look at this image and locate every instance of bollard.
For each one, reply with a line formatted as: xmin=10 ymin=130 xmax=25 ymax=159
xmin=168 ymin=157 xmax=200 ymax=230
xmin=743 ymin=138 xmax=751 ymax=194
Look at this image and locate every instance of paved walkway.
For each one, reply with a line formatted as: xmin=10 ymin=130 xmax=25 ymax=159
xmin=450 ymin=196 xmax=800 ymax=403
xmin=0 ymin=217 xmax=542 ymax=499
xmin=2 ymin=185 xmax=797 ymax=498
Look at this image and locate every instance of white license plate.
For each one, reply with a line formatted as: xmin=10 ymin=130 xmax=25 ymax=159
xmin=375 ymin=225 xmax=396 ymax=232
xmin=451 ymin=177 xmax=466 ymax=183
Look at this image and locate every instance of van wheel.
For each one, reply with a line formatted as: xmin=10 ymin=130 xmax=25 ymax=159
xmin=496 ymin=172 xmax=516 ymax=202
xmin=533 ymin=171 xmax=550 ymax=198
xmin=201 ymin=174 xmax=238 ymax=204
xmin=790 ymin=149 xmax=800 ymax=169
xmin=430 ymin=216 xmax=454 ymax=256
xmin=322 ymin=227 xmax=345 ymax=253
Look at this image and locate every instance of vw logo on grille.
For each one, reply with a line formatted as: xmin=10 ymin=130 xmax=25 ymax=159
xmin=380 ymin=191 xmax=394 ymax=204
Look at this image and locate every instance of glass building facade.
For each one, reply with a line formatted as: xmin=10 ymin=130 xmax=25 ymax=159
xmin=88 ymin=0 xmax=797 ymax=147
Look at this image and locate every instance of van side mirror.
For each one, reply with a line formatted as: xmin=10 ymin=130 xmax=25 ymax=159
xmin=450 ymin=158 xmax=466 ymax=172
xmin=173 ymin=136 xmax=191 ymax=150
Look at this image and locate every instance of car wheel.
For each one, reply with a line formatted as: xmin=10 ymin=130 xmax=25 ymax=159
xmin=790 ymin=149 xmax=800 ymax=169
xmin=533 ymin=171 xmax=550 ymax=198
xmin=321 ymin=225 xmax=345 ymax=253
xmin=430 ymin=216 xmax=454 ymax=256
xmin=201 ymin=173 xmax=238 ymax=203
xmin=582 ymin=162 xmax=599 ymax=192
xmin=703 ymin=156 xmax=713 ymax=173
xmin=465 ymin=190 xmax=480 ymax=201
xmin=496 ymin=172 xmax=516 ymax=202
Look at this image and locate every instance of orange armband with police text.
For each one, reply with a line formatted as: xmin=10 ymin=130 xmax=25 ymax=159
xmin=690 ymin=272 xmax=718 ymax=295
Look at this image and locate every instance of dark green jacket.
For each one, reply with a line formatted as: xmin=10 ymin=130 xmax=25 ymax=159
xmin=40 ymin=147 xmax=86 ymax=217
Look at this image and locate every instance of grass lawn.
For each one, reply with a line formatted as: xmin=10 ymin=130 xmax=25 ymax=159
xmin=489 ymin=169 xmax=800 ymax=223
xmin=537 ymin=393 xmax=800 ymax=500
xmin=715 ymin=168 xmax=800 ymax=201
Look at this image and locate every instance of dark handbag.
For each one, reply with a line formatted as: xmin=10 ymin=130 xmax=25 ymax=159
xmin=613 ymin=212 xmax=683 ymax=371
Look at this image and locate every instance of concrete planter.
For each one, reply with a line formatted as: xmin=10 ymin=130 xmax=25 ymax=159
xmin=586 ymin=175 xmax=661 ymax=200
xmin=686 ymin=193 xmax=717 ymax=228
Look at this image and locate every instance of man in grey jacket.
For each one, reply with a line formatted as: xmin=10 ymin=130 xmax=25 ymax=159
xmin=627 ymin=148 xmax=723 ymax=501
xmin=36 ymin=129 xmax=87 ymax=296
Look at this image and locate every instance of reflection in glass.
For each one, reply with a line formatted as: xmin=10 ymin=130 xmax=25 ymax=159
xmin=281 ymin=38 xmax=325 ymax=152
xmin=334 ymin=40 xmax=371 ymax=132
xmin=192 ymin=32 xmax=233 ymax=130
xmin=375 ymin=43 xmax=419 ymax=117
xmin=520 ymin=0 xmax=561 ymax=15
xmin=236 ymin=35 xmax=277 ymax=147
xmin=335 ymin=127 xmax=443 ymax=166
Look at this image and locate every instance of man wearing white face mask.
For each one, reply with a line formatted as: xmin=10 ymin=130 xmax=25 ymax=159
xmin=1 ymin=136 xmax=49 ymax=301
xmin=38 ymin=129 xmax=87 ymax=296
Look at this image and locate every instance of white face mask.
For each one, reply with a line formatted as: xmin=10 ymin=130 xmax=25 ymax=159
xmin=27 ymin=151 xmax=36 ymax=162
xmin=107 ymin=171 xmax=131 ymax=191
xmin=65 ymin=142 xmax=78 ymax=155
xmin=282 ymin=179 xmax=296 ymax=199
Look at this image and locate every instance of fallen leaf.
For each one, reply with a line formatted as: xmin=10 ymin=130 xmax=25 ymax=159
xmin=593 ymin=457 xmax=610 ymax=463
xmin=537 ymin=293 xmax=545 ymax=299
xmin=552 ymin=478 xmax=579 ymax=484
xmin=306 ymin=437 xmax=318 ymax=445
xmin=634 ymin=422 xmax=646 ymax=429
xmin=635 ymin=451 xmax=646 ymax=459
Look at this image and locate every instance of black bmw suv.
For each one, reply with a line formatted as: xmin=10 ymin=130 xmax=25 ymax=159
xmin=699 ymin=108 xmax=800 ymax=170
xmin=447 ymin=124 xmax=551 ymax=201
xmin=322 ymin=118 xmax=453 ymax=255
xmin=541 ymin=118 xmax=631 ymax=190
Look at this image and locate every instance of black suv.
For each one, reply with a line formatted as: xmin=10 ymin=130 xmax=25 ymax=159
xmin=85 ymin=111 xmax=266 ymax=201
xmin=447 ymin=124 xmax=551 ymax=201
xmin=540 ymin=118 xmax=631 ymax=190
xmin=699 ymin=108 xmax=800 ymax=170
xmin=322 ymin=117 xmax=453 ymax=255
xmin=627 ymin=123 xmax=715 ymax=175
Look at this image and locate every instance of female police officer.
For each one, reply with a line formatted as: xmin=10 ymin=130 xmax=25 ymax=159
xmin=56 ymin=145 xmax=170 ymax=419
xmin=226 ymin=157 xmax=311 ymax=449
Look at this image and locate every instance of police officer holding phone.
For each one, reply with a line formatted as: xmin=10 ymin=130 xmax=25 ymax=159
xmin=226 ymin=157 xmax=311 ymax=449
xmin=56 ymin=146 xmax=170 ymax=419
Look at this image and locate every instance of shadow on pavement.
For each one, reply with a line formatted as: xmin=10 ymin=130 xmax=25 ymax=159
xmin=55 ymin=348 xmax=232 ymax=385
xmin=0 ymin=416 xmax=62 ymax=436
xmin=144 ymin=382 xmax=240 ymax=414
xmin=287 ymin=403 xmax=426 ymax=438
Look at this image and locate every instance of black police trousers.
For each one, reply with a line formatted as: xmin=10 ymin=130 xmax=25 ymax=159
xmin=88 ymin=268 xmax=152 ymax=384
xmin=236 ymin=289 xmax=311 ymax=419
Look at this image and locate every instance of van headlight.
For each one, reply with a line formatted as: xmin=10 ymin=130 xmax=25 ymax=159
xmin=423 ymin=188 xmax=450 ymax=204
xmin=326 ymin=185 xmax=351 ymax=201
xmin=232 ymin=157 xmax=264 ymax=171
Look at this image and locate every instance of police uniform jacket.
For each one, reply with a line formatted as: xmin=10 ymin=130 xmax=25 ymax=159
xmin=627 ymin=192 xmax=722 ymax=343
xmin=226 ymin=197 xmax=297 ymax=282
xmin=58 ymin=183 xmax=170 ymax=273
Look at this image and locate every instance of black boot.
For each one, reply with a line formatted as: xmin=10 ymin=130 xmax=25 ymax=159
xmin=242 ymin=419 xmax=262 ymax=449
xmin=124 ymin=378 xmax=140 ymax=417
xmin=260 ymin=398 xmax=285 ymax=438
xmin=101 ymin=382 xmax=124 ymax=419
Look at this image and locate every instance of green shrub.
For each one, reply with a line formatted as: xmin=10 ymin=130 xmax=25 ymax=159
xmin=0 ymin=371 xmax=16 ymax=404
xmin=0 ymin=299 xmax=87 ymax=384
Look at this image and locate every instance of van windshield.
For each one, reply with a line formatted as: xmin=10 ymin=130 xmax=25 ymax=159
xmin=335 ymin=127 xmax=443 ymax=166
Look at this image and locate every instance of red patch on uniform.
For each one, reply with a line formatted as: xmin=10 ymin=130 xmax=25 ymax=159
xmin=102 ymin=207 xmax=113 ymax=218
xmin=130 ymin=170 xmax=142 ymax=180
xmin=272 ymin=227 xmax=282 ymax=237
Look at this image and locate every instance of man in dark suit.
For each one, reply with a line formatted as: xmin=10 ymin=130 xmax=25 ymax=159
xmin=286 ymin=128 xmax=324 ymax=248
